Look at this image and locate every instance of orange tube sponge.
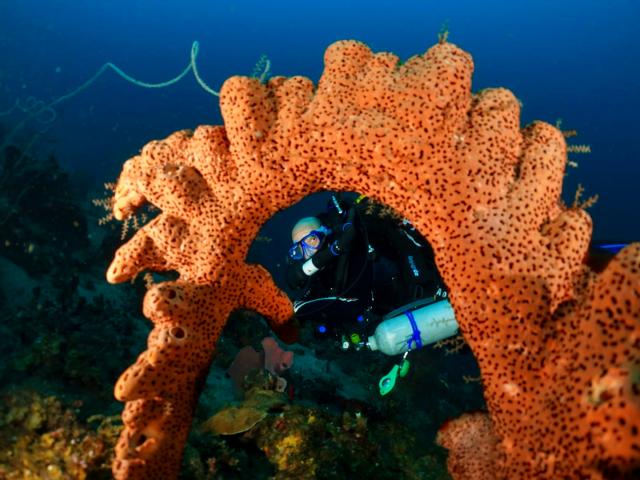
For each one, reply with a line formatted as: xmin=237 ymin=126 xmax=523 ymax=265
xmin=437 ymin=412 xmax=499 ymax=479
xmin=107 ymin=39 xmax=639 ymax=478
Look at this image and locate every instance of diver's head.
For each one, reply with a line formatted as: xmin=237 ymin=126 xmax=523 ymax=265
xmin=289 ymin=217 xmax=329 ymax=260
xmin=291 ymin=217 xmax=322 ymax=243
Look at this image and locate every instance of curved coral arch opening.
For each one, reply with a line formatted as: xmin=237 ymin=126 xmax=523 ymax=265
xmin=106 ymin=39 xmax=640 ymax=479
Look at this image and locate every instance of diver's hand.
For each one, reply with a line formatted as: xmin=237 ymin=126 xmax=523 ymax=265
xmin=287 ymin=247 xmax=339 ymax=291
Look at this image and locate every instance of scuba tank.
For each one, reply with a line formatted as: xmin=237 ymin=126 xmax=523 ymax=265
xmin=367 ymin=298 xmax=458 ymax=356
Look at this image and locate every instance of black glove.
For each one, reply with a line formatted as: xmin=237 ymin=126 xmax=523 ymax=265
xmin=287 ymin=246 xmax=341 ymax=289
xmin=308 ymin=246 xmax=339 ymax=269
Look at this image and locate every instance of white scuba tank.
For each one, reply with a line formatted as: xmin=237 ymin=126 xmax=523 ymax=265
xmin=367 ymin=300 xmax=458 ymax=356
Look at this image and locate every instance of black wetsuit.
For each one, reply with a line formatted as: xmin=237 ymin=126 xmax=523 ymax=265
xmin=287 ymin=197 xmax=444 ymax=334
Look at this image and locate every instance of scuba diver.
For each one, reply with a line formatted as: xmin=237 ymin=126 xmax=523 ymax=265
xmin=285 ymin=194 xmax=459 ymax=395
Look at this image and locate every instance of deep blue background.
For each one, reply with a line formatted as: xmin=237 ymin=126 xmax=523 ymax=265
xmin=1 ymin=0 xmax=638 ymax=242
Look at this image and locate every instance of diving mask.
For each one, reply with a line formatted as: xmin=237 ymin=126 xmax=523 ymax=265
xmin=288 ymin=226 xmax=331 ymax=260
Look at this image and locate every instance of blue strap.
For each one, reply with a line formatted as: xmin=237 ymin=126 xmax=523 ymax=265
xmin=405 ymin=310 xmax=422 ymax=350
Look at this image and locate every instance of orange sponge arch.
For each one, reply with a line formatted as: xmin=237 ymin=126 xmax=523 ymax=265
xmin=107 ymin=39 xmax=640 ymax=479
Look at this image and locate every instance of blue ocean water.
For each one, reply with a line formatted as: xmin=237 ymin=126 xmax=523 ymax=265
xmin=1 ymin=0 xmax=638 ymax=242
